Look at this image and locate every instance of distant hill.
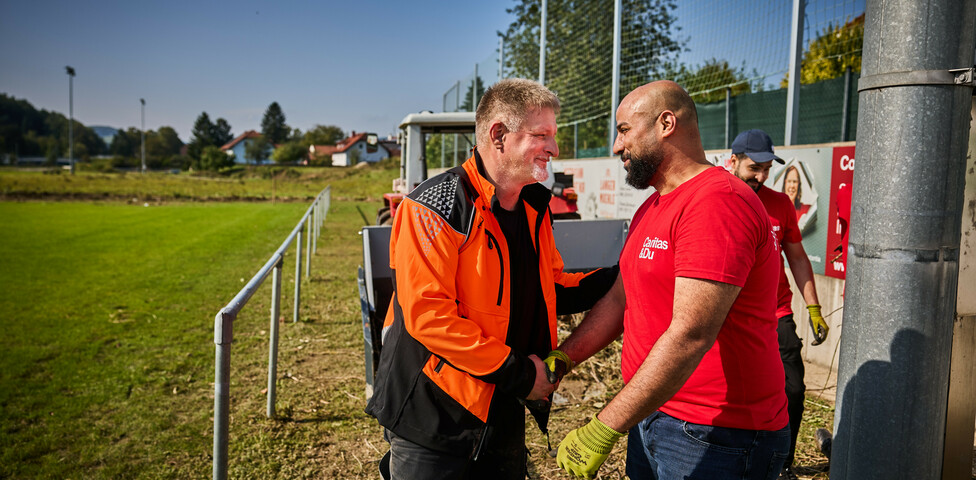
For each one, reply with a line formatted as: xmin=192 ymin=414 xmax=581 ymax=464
xmin=91 ymin=126 xmax=119 ymax=146
xmin=0 ymin=93 xmax=105 ymax=159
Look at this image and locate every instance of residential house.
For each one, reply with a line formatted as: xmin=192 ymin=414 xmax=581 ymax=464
xmin=220 ymin=130 xmax=273 ymax=165
xmin=379 ymin=137 xmax=401 ymax=158
xmin=331 ymin=131 xmax=390 ymax=166
xmin=307 ymin=144 xmax=337 ymax=165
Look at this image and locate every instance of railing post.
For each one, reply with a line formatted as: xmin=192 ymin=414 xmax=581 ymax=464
xmin=267 ymin=259 xmax=283 ymax=418
xmin=305 ymin=216 xmax=311 ymax=279
xmin=210 ymin=186 xmax=331 ymax=478
xmin=293 ymin=229 xmax=302 ymax=323
xmin=213 ymin=309 xmax=234 ymax=480
xmin=312 ymin=204 xmax=318 ymax=255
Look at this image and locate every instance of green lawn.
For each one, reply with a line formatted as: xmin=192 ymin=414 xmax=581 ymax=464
xmin=0 ymin=164 xmax=399 ymax=203
xmin=0 ymin=164 xmax=403 ymax=478
xmin=0 ymin=164 xmax=838 ymax=479
xmin=0 ymin=201 xmax=321 ymax=477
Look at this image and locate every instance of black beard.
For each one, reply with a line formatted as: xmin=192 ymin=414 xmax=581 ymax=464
xmin=733 ymin=172 xmax=762 ymax=192
xmin=624 ymin=150 xmax=662 ymax=190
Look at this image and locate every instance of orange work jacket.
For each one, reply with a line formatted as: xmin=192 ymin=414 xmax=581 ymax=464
xmin=365 ymin=151 xmax=616 ymax=457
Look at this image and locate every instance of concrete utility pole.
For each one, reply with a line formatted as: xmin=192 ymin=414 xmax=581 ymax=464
xmin=65 ymin=66 xmax=75 ymax=174
xmin=831 ymin=0 xmax=976 ymax=478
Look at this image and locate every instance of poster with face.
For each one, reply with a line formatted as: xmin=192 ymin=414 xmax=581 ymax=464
xmin=771 ymin=159 xmax=819 ymax=235
xmin=556 ymin=144 xmax=848 ymax=277
xmin=708 ymin=146 xmax=833 ymax=275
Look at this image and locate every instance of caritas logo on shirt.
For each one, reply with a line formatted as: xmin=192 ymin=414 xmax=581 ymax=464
xmin=639 ymin=236 xmax=669 ymax=260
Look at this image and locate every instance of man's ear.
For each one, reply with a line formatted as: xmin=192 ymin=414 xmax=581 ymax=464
xmin=489 ymin=121 xmax=507 ymax=149
xmin=659 ymin=110 xmax=677 ymax=137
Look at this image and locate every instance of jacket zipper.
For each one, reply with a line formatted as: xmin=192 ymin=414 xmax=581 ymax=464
xmin=484 ymin=230 xmax=504 ymax=306
xmin=472 ymin=417 xmax=490 ymax=461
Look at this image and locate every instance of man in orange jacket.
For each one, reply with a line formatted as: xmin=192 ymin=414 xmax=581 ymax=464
xmin=365 ymin=78 xmax=616 ymax=480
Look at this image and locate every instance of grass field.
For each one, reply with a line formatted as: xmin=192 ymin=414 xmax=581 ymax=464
xmin=0 ymin=165 xmax=835 ymax=479
xmin=0 ymin=164 xmax=399 ymax=203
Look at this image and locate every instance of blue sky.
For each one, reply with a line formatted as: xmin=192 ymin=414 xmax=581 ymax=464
xmin=0 ymin=0 xmax=866 ymax=144
xmin=0 ymin=0 xmax=514 ymax=142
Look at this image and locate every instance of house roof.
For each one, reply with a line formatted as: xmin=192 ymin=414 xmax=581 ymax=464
xmin=220 ymin=130 xmax=262 ymax=151
xmin=379 ymin=139 xmax=401 ymax=157
xmin=335 ymin=132 xmax=369 ymax=153
xmin=309 ymin=145 xmax=338 ymax=156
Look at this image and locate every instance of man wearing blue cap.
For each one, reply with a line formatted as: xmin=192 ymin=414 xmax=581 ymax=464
xmin=729 ymin=128 xmax=830 ymax=480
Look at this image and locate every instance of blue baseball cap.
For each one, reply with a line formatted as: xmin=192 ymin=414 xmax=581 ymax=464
xmin=731 ymin=129 xmax=784 ymax=164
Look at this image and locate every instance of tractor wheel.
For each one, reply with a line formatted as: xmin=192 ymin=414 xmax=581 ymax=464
xmin=376 ymin=206 xmax=392 ymax=225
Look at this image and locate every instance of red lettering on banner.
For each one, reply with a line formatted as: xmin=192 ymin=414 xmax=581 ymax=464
xmin=825 ymin=146 xmax=855 ymax=280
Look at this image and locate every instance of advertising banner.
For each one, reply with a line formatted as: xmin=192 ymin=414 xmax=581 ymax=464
xmin=825 ymin=146 xmax=855 ymax=279
xmin=553 ymin=142 xmax=854 ymax=278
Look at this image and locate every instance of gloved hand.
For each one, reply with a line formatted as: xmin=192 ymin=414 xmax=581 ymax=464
xmin=556 ymin=416 xmax=625 ymax=479
xmin=543 ymin=350 xmax=574 ymax=384
xmin=807 ymin=304 xmax=829 ymax=346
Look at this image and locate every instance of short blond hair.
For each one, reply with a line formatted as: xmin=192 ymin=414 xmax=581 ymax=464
xmin=476 ymin=78 xmax=560 ymax=147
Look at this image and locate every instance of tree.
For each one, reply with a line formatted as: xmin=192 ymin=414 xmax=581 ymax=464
xmin=260 ymin=102 xmax=289 ymax=145
xmin=110 ymin=128 xmax=135 ymax=157
xmin=272 ymin=141 xmax=307 ymax=164
xmin=212 ymin=118 xmax=233 ymax=147
xmin=187 ymin=112 xmax=215 ymax=160
xmin=0 ymin=93 xmax=105 ymax=160
xmin=781 ymin=14 xmax=864 ymax=87
xmin=198 ymin=145 xmax=234 ymax=171
xmin=245 ymin=136 xmax=270 ymax=165
xmin=303 ymin=125 xmax=345 ymax=146
xmin=145 ymin=126 xmax=184 ymax=168
xmin=672 ymin=59 xmax=752 ymax=103
xmin=458 ymin=76 xmax=486 ymax=112
xmin=502 ymin=0 xmax=683 ymax=155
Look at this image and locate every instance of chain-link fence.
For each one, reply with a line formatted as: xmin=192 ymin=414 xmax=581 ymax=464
xmin=440 ymin=0 xmax=865 ymax=159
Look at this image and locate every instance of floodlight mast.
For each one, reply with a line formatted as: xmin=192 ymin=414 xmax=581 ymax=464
xmin=65 ymin=66 xmax=75 ymax=174
xmin=141 ymin=98 xmax=146 ymax=173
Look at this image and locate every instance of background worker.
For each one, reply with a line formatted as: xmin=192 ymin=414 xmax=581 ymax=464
xmin=728 ymin=128 xmax=830 ymax=480
xmin=553 ymin=81 xmax=789 ymax=480
xmin=365 ymin=78 xmax=616 ymax=480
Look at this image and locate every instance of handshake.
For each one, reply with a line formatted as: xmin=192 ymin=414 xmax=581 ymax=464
xmin=525 ymin=349 xmax=574 ymax=402
xmin=524 ymin=350 xmax=626 ymax=480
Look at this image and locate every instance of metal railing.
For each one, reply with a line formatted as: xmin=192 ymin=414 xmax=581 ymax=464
xmin=212 ymin=186 xmax=331 ymax=480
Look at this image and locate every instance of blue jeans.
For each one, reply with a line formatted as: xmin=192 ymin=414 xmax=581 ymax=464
xmin=626 ymin=411 xmax=790 ymax=480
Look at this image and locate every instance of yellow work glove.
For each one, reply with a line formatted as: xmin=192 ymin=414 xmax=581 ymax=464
xmin=543 ymin=350 xmax=574 ymax=384
xmin=556 ymin=416 xmax=625 ymax=479
xmin=807 ymin=304 xmax=829 ymax=346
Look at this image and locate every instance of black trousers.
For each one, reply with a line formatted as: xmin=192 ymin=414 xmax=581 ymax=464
xmin=379 ymin=394 xmax=528 ymax=480
xmin=778 ymin=314 xmax=806 ymax=468
xmin=380 ymin=428 xmax=526 ymax=480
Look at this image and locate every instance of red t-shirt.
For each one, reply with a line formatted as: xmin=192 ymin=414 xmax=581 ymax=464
xmin=620 ymin=167 xmax=788 ymax=431
xmin=757 ymin=186 xmax=803 ymax=318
